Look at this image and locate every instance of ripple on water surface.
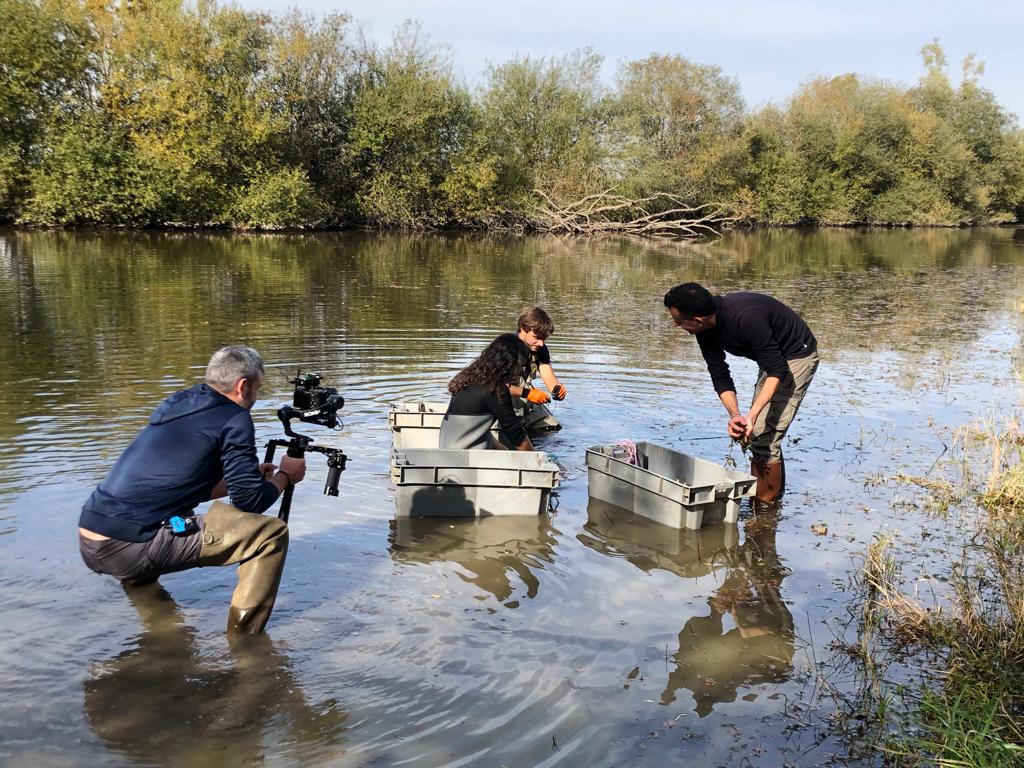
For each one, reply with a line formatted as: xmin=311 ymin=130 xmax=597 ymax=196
xmin=0 ymin=227 xmax=1022 ymax=766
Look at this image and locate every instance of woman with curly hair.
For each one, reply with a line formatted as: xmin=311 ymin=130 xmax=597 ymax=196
xmin=439 ymin=334 xmax=535 ymax=451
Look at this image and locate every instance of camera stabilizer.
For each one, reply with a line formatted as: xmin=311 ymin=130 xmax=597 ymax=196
xmin=263 ymin=372 xmax=348 ymax=523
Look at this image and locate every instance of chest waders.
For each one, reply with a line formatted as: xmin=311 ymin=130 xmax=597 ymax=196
xmin=516 ymin=353 xmax=561 ymax=432
xmin=197 ymin=501 xmax=289 ymax=634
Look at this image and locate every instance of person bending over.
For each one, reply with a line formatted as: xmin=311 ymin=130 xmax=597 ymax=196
xmin=508 ymin=307 xmax=566 ymax=431
xmin=440 ymin=334 xmax=535 ymax=451
xmin=78 ymin=346 xmax=307 ymax=634
xmin=664 ymin=283 xmax=818 ymax=503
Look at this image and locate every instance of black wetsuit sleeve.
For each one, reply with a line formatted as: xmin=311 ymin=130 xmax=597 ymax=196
xmin=485 ymin=390 xmax=527 ymax=446
xmin=696 ymin=331 xmax=735 ymax=395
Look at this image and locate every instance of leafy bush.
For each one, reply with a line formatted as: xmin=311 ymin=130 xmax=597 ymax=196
xmin=0 ymin=2 xmax=1021 ymax=229
xmin=227 ymin=167 xmax=324 ymax=229
xmin=23 ymin=114 xmax=162 ymax=226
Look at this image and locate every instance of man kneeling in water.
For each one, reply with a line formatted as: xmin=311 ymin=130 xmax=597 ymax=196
xmin=508 ymin=307 xmax=567 ymax=431
xmin=78 ymin=346 xmax=306 ymax=634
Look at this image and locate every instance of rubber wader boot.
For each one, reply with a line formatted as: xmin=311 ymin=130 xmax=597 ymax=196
xmin=751 ymin=459 xmax=785 ymax=504
xmin=197 ymin=501 xmax=289 ymax=634
xmin=523 ymin=400 xmax=561 ymax=432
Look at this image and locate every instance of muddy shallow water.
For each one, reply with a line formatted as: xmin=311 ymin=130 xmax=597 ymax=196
xmin=1 ymin=227 xmax=1022 ymax=766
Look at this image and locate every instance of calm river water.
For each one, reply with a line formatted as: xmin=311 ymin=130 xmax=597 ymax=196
xmin=1 ymin=227 xmax=1022 ymax=766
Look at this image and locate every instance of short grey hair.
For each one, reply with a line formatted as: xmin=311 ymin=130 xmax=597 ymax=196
xmin=205 ymin=346 xmax=265 ymax=392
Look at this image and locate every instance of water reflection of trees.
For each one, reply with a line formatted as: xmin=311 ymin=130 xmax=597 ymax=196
xmin=83 ymin=583 xmax=347 ymax=767
xmin=578 ymin=500 xmax=794 ymax=717
xmin=2 ymin=227 xmax=1022 ymax=436
xmin=388 ymin=515 xmax=558 ymax=605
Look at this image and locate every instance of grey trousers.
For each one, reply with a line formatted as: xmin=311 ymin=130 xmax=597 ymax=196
xmin=80 ymin=503 xmax=290 ymax=633
xmin=79 ymin=520 xmax=203 ymax=584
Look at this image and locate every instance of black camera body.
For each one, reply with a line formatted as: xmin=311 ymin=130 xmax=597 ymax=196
xmin=264 ymin=370 xmax=348 ymax=522
xmin=288 ymin=373 xmax=344 ymax=429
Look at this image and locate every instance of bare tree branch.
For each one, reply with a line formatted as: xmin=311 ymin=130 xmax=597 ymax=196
xmin=529 ymin=188 xmax=735 ymax=239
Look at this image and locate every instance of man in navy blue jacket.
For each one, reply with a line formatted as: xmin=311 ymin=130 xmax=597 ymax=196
xmin=664 ymin=283 xmax=819 ymax=503
xmin=79 ymin=346 xmax=307 ymax=634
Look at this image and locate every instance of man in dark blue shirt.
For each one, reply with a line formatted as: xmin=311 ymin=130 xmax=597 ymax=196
xmin=78 ymin=346 xmax=307 ymax=634
xmin=664 ymin=283 xmax=819 ymax=503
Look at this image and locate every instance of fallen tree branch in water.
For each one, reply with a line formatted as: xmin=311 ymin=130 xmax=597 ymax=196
xmin=530 ymin=188 xmax=736 ymax=239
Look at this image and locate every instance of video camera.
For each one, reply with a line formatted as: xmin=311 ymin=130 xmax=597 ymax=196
xmin=283 ymin=373 xmax=344 ymax=430
xmin=263 ymin=370 xmax=348 ymax=522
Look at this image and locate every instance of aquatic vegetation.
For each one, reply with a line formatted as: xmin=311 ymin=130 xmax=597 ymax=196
xmin=844 ymin=419 xmax=1024 ymax=766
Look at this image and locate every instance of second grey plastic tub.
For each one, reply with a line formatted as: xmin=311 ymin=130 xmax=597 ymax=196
xmin=388 ymin=402 xmax=502 ymax=450
xmin=585 ymin=442 xmax=756 ymax=529
xmin=388 ymin=402 xmax=450 ymax=450
xmin=392 ymin=448 xmax=560 ymax=517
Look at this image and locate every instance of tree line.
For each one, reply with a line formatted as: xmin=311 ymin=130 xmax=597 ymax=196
xmin=2 ymin=0 xmax=1022 ymax=230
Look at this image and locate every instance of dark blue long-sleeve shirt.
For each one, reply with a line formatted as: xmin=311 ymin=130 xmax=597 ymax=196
xmin=79 ymin=383 xmax=280 ymax=541
xmin=696 ymin=293 xmax=817 ymax=395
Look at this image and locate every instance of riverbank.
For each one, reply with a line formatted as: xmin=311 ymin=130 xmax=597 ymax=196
xmin=2 ymin=218 xmax=1021 ymax=237
xmin=840 ymin=409 xmax=1024 ymax=765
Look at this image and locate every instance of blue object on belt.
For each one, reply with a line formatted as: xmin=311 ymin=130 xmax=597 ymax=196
xmin=167 ymin=515 xmax=198 ymax=535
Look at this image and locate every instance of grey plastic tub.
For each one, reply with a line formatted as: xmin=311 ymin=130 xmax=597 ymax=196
xmin=388 ymin=402 xmax=502 ymax=450
xmin=585 ymin=442 xmax=756 ymax=529
xmin=392 ymin=448 xmax=560 ymax=517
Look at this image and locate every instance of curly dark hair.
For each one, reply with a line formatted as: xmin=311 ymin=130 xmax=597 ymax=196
xmin=449 ymin=333 xmax=529 ymax=398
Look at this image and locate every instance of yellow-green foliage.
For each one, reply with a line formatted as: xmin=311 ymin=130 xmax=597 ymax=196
xmin=610 ymin=53 xmax=746 ymax=205
xmin=0 ymin=3 xmax=1022 ymax=230
xmin=0 ymin=0 xmax=91 ymax=217
xmin=740 ymin=42 xmax=1024 ymax=226
xmin=345 ymin=23 xmax=495 ymax=227
xmin=227 ymin=167 xmax=324 ymax=229
xmin=478 ymin=50 xmax=607 ymax=208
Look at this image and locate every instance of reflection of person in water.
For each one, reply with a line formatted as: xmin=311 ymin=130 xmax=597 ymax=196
xmin=660 ymin=510 xmax=795 ymax=716
xmin=390 ymin=516 xmax=557 ymax=604
xmin=83 ymin=583 xmax=347 ymax=766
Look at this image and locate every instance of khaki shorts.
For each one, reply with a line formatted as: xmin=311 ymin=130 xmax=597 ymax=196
xmin=749 ymin=351 xmax=819 ymax=463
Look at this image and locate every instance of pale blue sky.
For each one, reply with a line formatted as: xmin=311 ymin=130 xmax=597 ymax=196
xmin=237 ymin=0 xmax=1024 ymax=120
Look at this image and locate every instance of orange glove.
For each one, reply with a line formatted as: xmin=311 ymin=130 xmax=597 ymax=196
xmin=551 ymin=384 xmax=567 ymax=401
xmin=524 ymin=387 xmax=550 ymax=404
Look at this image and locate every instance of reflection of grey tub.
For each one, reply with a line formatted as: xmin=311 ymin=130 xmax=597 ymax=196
xmin=390 ymin=516 xmax=557 ymax=602
xmin=392 ymin=449 xmax=560 ymax=517
xmin=585 ymin=442 xmax=755 ymax=529
xmin=582 ymin=500 xmax=796 ymax=718
xmin=578 ymin=498 xmax=738 ymax=580
xmin=661 ymin=511 xmax=796 ymax=716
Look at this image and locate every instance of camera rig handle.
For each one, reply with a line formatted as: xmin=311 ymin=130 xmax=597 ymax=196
xmin=263 ymin=406 xmax=348 ymax=524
